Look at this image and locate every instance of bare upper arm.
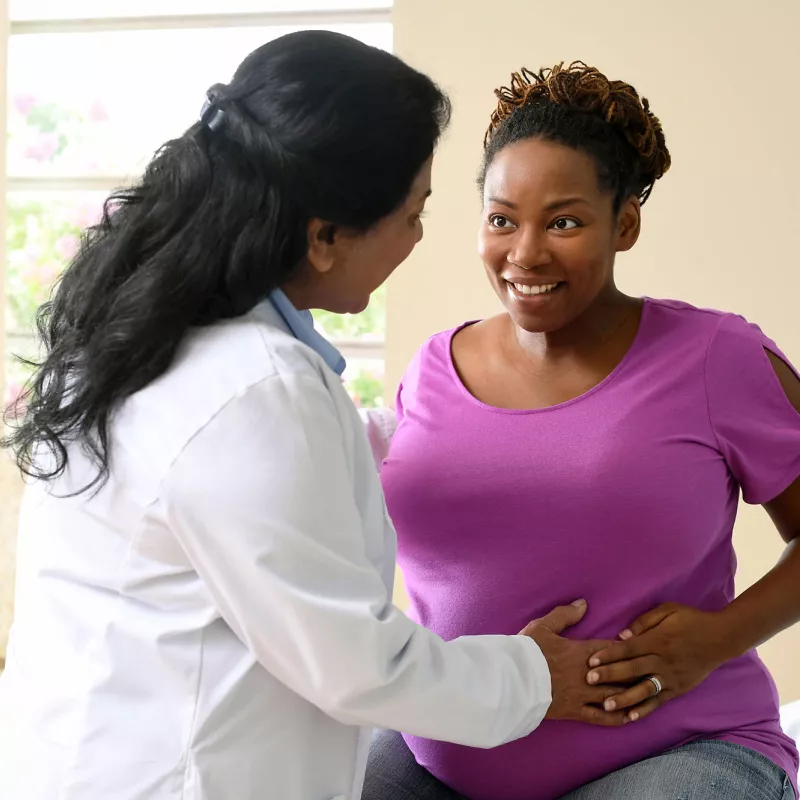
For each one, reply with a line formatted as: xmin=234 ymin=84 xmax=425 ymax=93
xmin=765 ymin=349 xmax=800 ymax=414
xmin=762 ymin=348 xmax=800 ymax=541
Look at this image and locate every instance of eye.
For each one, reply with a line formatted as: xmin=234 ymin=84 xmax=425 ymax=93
xmin=488 ymin=214 xmax=517 ymax=230
xmin=551 ymin=217 xmax=581 ymax=231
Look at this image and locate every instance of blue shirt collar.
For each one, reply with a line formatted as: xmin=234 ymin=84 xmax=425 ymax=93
xmin=268 ymin=289 xmax=346 ymax=376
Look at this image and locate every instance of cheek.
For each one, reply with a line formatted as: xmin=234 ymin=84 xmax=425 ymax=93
xmin=477 ymin=230 xmax=505 ymax=272
xmin=363 ymin=227 xmax=417 ymax=285
xmin=391 ymin=225 xmax=420 ymax=270
xmin=554 ymin=230 xmax=614 ymax=272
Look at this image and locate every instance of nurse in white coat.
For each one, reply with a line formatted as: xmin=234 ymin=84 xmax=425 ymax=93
xmin=0 ymin=31 xmax=624 ymax=800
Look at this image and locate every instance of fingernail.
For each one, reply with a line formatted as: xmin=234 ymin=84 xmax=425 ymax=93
xmin=629 ymin=712 xmax=639 ymax=722
xmin=588 ymin=671 xmax=599 ymax=684
xmin=589 ymin=657 xmax=600 ymax=668
xmin=619 ymin=629 xmax=633 ymax=640
xmin=571 ymin=599 xmax=587 ymax=607
xmin=604 ymin=699 xmax=616 ymax=711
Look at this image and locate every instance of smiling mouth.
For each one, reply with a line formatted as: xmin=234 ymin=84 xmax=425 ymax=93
xmin=506 ymin=280 xmax=565 ymax=298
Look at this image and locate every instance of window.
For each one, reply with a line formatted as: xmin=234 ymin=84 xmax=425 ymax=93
xmin=4 ymin=2 xmax=392 ymax=410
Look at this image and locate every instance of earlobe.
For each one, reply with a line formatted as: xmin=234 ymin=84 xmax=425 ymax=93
xmin=306 ymin=218 xmax=336 ymax=274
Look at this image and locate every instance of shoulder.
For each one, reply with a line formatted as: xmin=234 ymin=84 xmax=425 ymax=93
xmin=399 ymin=317 xmax=503 ymax=386
xmin=450 ymin=315 xmax=505 ymax=356
xmin=644 ymin=297 xmax=744 ymax=340
xmin=169 ymin=314 xmax=325 ymax=408
xmin=641 ymin=298 xmax=788 ymax=362
xmin=399 ymin=322 xmax=469 ymax=388
xmin=117 ymin=310 xmax=338 ymax=479
xmin=695 ymin=303 xmax=800 ymax=417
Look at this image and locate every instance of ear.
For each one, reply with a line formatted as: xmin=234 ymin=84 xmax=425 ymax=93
xmin=615 ymin=196 xmax=641 ymax=253
xmin=306 ymin=218 xmax=337 ymax=274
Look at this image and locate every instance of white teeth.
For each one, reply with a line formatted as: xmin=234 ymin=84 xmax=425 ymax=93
xmin=512 ymin=282 xmax=559 ymax=296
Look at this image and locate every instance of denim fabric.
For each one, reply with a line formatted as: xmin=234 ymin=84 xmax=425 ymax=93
xmin=362 ymin=729 xmax=795 ymax=800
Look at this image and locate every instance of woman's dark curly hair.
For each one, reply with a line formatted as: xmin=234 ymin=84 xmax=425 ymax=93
xmin=3 ymin=30 xmax=450 ymax=494
xmin=480 ymin=61 xmax=671 ymax=209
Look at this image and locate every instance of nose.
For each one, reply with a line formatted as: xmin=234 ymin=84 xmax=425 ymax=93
xmin=509 ymin=226 xmax=552 ymax=269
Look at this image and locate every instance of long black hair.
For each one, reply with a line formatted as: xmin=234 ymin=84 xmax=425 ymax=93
xmin=3 ymin=30 xmax=451 ymax=494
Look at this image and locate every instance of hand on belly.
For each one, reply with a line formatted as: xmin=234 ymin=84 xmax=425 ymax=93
xmin=520 ymin=599 xmax=632 ymax=727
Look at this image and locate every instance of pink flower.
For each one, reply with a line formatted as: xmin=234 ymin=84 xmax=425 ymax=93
xmin=54 ymin=235 xmax=79 ymax=261
xmin=13 ymin=93 xmax=37 ymax=116
xmin=22 ymin=243 xmax=45 ymax=265
xmin=88 ymin=99 xmax=109 ymax=122
xmin=35 ymin=263 xmax=59 ymax=287
xmin=70 ymin=199 xmax=104 ymax=230
xmin=23 ymin=131 xmax=59 ymax=163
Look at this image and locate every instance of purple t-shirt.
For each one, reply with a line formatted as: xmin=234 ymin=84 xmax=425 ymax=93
xmin=381 ymin=299 xmax=800 ymax=800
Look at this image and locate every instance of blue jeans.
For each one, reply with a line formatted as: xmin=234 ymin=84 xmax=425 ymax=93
xmin=361 ymin=728 xmax=796 ymax=800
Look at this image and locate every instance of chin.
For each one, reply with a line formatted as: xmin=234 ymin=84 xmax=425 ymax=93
xmin=347 ymin=295 xmax=370 ymax=315
xmin=497 ymin=281 xmax=583 ymax=334
xmin=510 ymin=314 xmax=561 ymax=334
xmin=506 ymin=304 xmax=580 ymax=335
xmin=323 ymin=295 xmax=369 ymax=315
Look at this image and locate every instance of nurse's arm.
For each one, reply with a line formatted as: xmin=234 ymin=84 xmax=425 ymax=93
xmin=161 ymin=370 xmax=550 ymax=748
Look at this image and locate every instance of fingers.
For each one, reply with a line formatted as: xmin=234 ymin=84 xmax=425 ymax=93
xmin=600 ymin=676 xmax=665 ymax=712
xmin=578 ymin=704 xmax=630 ymax=727
xmin=588 ymin=638 xmax=638 ymax=669
xmin=619 ymin=604 xmax=677 ymax=640
xmin=587 ymin=656 xmax=660 ymax=686
xmin=579 ymin=682 xmax=662 ymax=726
xmin=624 ymin=696 xmax=662 ymax=723
xmin=585 ymin=684 xmax=630 ymax=706
xmin=582 ymin=638 xmax=618 ymax=656
xmin=524 ymin=599 xmax=587 ymax=636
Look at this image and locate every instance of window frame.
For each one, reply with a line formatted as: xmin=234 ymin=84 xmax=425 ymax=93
xmin=2 ymin=3 xmax=392 ymax=406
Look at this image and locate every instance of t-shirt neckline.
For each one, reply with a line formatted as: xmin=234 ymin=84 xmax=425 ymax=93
xmin=445 ymin=297 xmax=652 ymax=415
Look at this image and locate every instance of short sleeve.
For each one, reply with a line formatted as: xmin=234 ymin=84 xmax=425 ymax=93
xmin=705 ymin=314 xmax=800 ymax=505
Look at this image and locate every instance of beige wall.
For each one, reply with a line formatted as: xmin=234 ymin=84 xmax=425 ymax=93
xmin=391 ymin=0 xmax=800 ymax=701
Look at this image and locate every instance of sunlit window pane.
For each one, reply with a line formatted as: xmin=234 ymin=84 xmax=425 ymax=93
xmin=4 ymin=192 xmax=385 ymax=407
xmin=5 ymin=192 xmax=107 ymax=335
xmin=7 ymin=24 xmax=393 ymax=178
xmin=10 ymin=1 xmax=391 ymax=21
xmin=5 ymin=192 xmax=107 ymax=408
xmin=342 ymin=358 xmax=385 ymax=409
xmin=314 ymin=285 xmax=386 ymax=343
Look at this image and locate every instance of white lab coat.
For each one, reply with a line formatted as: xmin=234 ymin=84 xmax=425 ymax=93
xmin=0 ymin=300 xmax=551 ymax=800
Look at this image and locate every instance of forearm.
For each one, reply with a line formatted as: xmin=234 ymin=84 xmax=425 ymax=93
xmin=719 ymin=535 xmax=800 ymax=660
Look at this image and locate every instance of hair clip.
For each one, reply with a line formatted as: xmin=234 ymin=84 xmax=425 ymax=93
xmin=200 ymin=99 xmax=225 ymax=132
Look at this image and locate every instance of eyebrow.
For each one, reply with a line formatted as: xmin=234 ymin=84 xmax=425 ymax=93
xmin=487 ymin=195 xmax=588 ymax=211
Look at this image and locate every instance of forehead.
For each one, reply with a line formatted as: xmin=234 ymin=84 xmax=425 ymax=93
xmin=484 ymin=138 xmax=601 ymax=202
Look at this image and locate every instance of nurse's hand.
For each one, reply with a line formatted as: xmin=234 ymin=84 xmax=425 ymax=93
xmin=520 ymin=600 xmax=630 ymax=727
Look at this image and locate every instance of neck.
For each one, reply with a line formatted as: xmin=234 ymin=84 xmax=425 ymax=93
xmin=512 ymin=287 xmax=641 ymax=360
xmin=280 ymin=276 xmax=314 ymax=312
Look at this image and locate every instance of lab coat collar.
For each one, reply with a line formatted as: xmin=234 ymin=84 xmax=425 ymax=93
xmin=267 ymin=289 xmax=346 ymax=376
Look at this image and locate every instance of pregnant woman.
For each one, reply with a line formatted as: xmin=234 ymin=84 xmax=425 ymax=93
xmin=363 ymin=62 xmax=800 ymax=800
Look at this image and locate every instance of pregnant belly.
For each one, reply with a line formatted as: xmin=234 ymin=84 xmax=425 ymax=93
xmin=404 ymin=656 xmax=789 ymax=800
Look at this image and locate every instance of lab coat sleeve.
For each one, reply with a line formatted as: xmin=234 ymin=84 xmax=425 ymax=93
xmin=358 ymin=407 xmax=397 ymax=471
xmin=163 ymin=370 xmax=551 ymax=747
